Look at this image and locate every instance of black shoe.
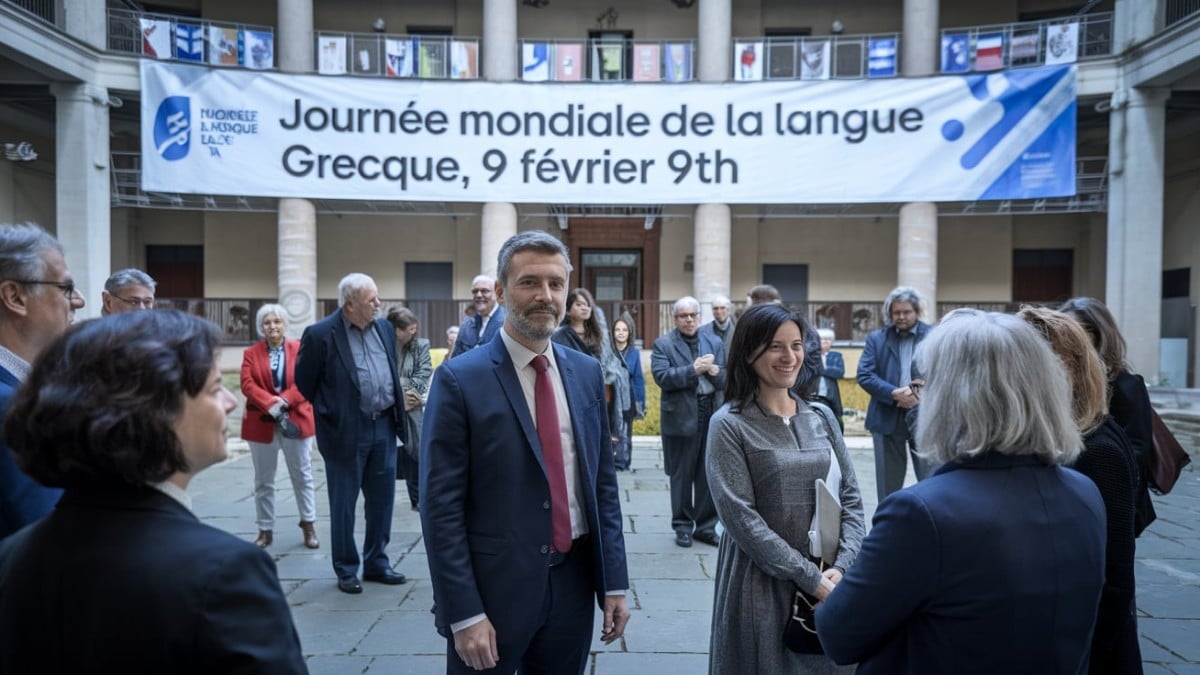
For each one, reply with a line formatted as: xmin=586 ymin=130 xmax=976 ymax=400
xmin=363 ymin=570 xmax=408 ymax=585
xmin=694 ymin=531 xmax=720 ymax=547
xmin=337 ymin=576 xmax=363 ymax=594
xmin=675 ymin=531 xmax=693 ymax=548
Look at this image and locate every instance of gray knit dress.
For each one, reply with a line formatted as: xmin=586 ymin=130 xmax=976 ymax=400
xmin=706 ymin=398 xmax=865 ymax=675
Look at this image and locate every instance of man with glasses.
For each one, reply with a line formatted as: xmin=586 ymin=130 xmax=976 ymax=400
xmin=0 ymin=223 xmax=86 ymax=540
xmin=451 ymin=274 xmax=506 ymax=357
xmin=101 ymin=268 xmax=156 ymax=315
xmin=651 ymin=296 xmax=725 ymax=548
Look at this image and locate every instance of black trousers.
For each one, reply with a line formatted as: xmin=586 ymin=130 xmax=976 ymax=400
xmin=662 ymin=395 xmax=718 ymax=536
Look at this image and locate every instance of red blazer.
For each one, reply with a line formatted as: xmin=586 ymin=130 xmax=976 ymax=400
xmin=240 ymin=339 xmax=315 ymax=443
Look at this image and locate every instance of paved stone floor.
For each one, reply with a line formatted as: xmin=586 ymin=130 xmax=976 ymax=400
xmin=190 ymin=435 xmax=1200 ymax=674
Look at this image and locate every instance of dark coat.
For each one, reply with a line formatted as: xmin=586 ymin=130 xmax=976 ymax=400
xmin=651 ymin=328 xmax=727 ymax=438
xmin=856 ymin=322 xmax=932 ymax=435
xmin=0 ymin=365 xmax=60 ymax=540
xmin=451 ymin=306 xmax=506 ymax=358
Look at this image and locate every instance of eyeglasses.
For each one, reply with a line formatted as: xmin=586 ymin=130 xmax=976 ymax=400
xmin=675 ymin=312 xmax=699 ymax=321
xmin=111 ymin=294 xmax=156 ymax=308
xmin=471 ymin=288 xmax=493 ymax=295
xmin=9 ymin=279 xmax=78 ymax=300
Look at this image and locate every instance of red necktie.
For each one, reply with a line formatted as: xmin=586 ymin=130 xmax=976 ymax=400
xmin=531 ymin=355 xmax=572 ymax=553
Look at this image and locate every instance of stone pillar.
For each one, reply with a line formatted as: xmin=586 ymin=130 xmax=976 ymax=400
xmin=277 ymin=0 xmax=317 ymax=333
xmin=899 ymin=0 xmax=939 ymax=316
xmin=693 ymin=0 xmax=733 ymax=302
xmin=1106 ymin=87 xmax=1167 ymax=380
xmin=63 ymin=0 xmax=106 ymax=50
xmin=481 ymin=0 xmax=519 ymax=277
xmin=50 ymin=82 xmax=110 ymax=319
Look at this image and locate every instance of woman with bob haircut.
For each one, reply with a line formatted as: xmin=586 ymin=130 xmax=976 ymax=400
xmin=1019 ymin=306 xmax=1142 ymax=674
xmin=706 ymin=304 xmax=864 ymax=675
xmin=816 ymin=309 xmax=1106 ymax=674
xmin=0 ymin=311 xmax=307 ymax=674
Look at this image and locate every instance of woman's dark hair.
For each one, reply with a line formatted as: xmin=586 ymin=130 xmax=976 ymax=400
xmin=563 ymin=288 xmax=603 ymax=357
xmin=1059 ymin=296 xmax=1131 ymax=380
xmin=5 ymin=310 xmax=222 ymax=488
xmin=386 ymin=306 xmax=419 ymax=331
xmin=724 ymin=304 xmax=810 ymax=411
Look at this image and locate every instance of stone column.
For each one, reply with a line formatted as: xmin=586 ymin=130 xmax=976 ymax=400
xmin=898 ymin=0 xmax=939 ymax=316
xmin=480 ymin=0 xmax=519 ymax=279
xmin=50 ymin=82 xmax=110 ymax=319
xmin=1106 ymin=87 xmax=1167 ymax=380
xmin=277 ymin=0 xmax=317 ymax=334
xmin=693 ymin=0 xmax=732 ymax=303
xmin=63 ymin=0 xmax=106 ymax=50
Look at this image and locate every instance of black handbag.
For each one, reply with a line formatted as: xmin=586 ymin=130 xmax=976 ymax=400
xmin=783 ymin=586 xmax=823 ymax=654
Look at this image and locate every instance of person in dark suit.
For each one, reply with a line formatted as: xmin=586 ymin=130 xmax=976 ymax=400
xmin=817 ymin=310 xmax=1106 ymax=674
xmin=241 ymin=303 xmax=319 ymax=550
xmin=699 ymin=294 xmax=735 ymax=359
xmin=295 ymin=273 xmax=409 ymax=594
xmin=814 ymin=327 xmax=845 ymax=431
xmin=856 ymin=286 xmax=933 ymax=501
xmin=651 ymin=296 xmax=726 ymax=548
xmin=451 ymin=274 xmax=506 ymax=357
xmin=0 ymin=223 xmax=86 ymax=541
xmin=421 ymin=231 xmax=630 ymax=674
xmin=0 ymin=311 xmax=306 ymax=674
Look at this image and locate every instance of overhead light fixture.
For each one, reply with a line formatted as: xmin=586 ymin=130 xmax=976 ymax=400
xmin=831 ymin=20 xmax=844 ymax=35
xmin=3 ymin=142 xmax=37 ymax=162
xmin=372 ymin=17 xmax=386 ymax=32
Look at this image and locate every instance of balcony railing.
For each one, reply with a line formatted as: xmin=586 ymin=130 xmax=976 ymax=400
xmin=107 ymin=8 xmax=275 ymax=69
xmin=315 ymin=32 xmax=479 ymax=79
xmin=1166 ymin=0 xmax=1200 ymax=27
xmin=735 ymin=33 xmax=902 ymax=81
xmin=938 ymin=12 xmax=1113 ymax=73
xmin=2 ymin=0 xmax=54 ymax=25
xmin=518 ymin=39 xmax=696 ymax=82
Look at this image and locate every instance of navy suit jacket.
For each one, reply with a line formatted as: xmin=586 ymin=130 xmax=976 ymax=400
xmin=420 ymin=335 xmax=628 ymax=636
xmin=856 ymin=322 xmax=932 ymax=435
xmin=651 ymin=329 xmax=727 ymax=438
xmin=294 ymin=311 xmax=407 ymax=458
xmin=451 ymin=306 xmax=506 ymax=358
xmin=816 ymin=454 xmax=1106 ymax=674
xmin=0 ymin=365 xmax=62 ymax=540
xmin=0 ymin=486 xmax=306 ymax=673
xmin=818 ymin=350 xmax=845 ymax=417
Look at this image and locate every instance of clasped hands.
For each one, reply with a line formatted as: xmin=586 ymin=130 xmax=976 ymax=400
xmin=891 ymin=379 xmax=924 ymax=409
xmin=693 ymin=354 xmax=720 ymax=376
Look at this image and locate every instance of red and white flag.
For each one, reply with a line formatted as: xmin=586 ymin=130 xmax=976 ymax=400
xmin=975 ymin=33 xmax=1004 ymax=71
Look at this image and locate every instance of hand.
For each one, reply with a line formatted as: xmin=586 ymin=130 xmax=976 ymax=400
xmin=276 ymin=397 xmax=289 ymax=411
xmin=812 ymin=574 xmax=837 ymax=601
xmin=403 ymin=389 xmax=422 ymax=411
xmin=892 ymin=386 xmax=919 ymax=409
xmin=601 ymin=595 xmax=631 ymax=644
xmin=693 ymin=354 xmax=714 ymax=375
xmin=453 ymin=619 xmax=499 ymax=671
xmin=822 ymin=567 xmax=843 ymax=586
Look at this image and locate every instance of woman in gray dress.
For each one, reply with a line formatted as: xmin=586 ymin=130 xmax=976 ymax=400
xmin=706 ymin=304 xmax=865 ymax=675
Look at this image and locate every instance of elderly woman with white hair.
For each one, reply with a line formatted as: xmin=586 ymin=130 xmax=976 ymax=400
xmin=240 ymin=303 xmax=319 ymax=550
xmin=816 ymin=310 xmax=1107 ymax=674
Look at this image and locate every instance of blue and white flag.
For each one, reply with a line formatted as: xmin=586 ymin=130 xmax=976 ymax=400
xmin=867 ymin=38 xmax=897 ymax=78
xmin=174 ymin=23 xmax=204 ymax=62
xmin=941 ymin=34 xmax=970 ymax=73
xmin=240 ymin=30 xmax=274 ymax=70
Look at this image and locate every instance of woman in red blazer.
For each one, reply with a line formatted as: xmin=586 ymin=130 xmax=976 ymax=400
xmin=241 ymin=303 xmax=318 ymax=550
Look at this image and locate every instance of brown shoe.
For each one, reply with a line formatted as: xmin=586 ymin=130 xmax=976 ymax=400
xmin=299 ymin=521 xmax=319 ymax=549
xmin=254 ymin=530 xmax=272 ymax=548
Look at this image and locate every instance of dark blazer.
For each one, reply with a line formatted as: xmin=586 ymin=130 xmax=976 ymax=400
xmin=699 ymin=319 xmax=734 ymax=358
xmin=294 ymin=311 xmax=407 ymax=458
xmin=420 ymin=336 xmax=628 ymax=636
xmin=620 ymin=346 xmax=645 ymax=412
xmin=240 ymin=338 xmax=315 ymax=444
xmin=856 ymin=321 xmax=932 ymax=435
xmin=650 ymin=328 xmax=727 ymax=437
xmin=0 ymin=365 xmax=61 ymax=540
xmin=816 ymin=453 xmax=1106 ymax=674
xmin=817 ymin=350 xmax=845 ymax=418
xmin=1110 ymin=370 xmax=1157 ymax=533
xmin=0 ymin=486 xmax=306 ymax=674
xmin=451 ymin=306 xmax=506 ymax=358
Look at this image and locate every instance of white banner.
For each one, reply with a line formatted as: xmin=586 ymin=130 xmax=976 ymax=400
xmin=140 ymin=61 xmax=1077 ymax=204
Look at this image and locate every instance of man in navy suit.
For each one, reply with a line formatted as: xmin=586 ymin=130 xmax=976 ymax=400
xmin=296 ymin=273 xmax=409 ymax=593
xmin=814 ymin=327 xmax=845 ymax=431
xmin=421 ymin=231 xmax=630 ymax=674
xmin=451 ymin=274 xmax=506 ymax=357
xmin=857 ymin=286 xmax=932 ymax=501
xmin=0 ymin=223 xmax=86 ymax=541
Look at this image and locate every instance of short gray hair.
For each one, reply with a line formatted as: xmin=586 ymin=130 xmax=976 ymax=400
xmin=883 ymin=286 xmax=923 ymax=321
xmin=104 ymin=268 xmax=156 ymax=294
xmin=818 ymin=327 xmax=835 ymax=340
xmin=673 ymin=296 xmax=700 ymax=315
xmin=446 ymin=325 xmax=459 ymax=336
xmin=0 ymin=222 xmax=61 ymax=284
xmin=711 ymin=295 xmax=731 ymax=308
xmin=471 ymin=274 xmax=495 ymax=288
xmin=338 ymin=273 xmax=376 ymax=306
xmin=254 ymin=303 xmax=287 ymax=338
xmin=915 ymin=309 xmax=1082 ymax=466
xmin=495 ymin=230 xmax=572 ymax=288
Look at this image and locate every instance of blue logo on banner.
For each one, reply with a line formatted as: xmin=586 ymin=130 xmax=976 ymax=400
xmin=154 ymin=96 xmax=191 ymax=161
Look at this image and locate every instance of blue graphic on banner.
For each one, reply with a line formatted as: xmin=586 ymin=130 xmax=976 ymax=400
xmin=174 ymin=23 xmax=204 ymax=62
xmin=153 ymin=96 xmax=191 ymax=161
xmin=941 ymin=34 xmax=970 ymax=73
xmin=867 ymin=38 xmax=896 ymax=77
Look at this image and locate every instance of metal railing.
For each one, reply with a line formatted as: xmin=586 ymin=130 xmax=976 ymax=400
xmin=1166 ymin=0 xmax=1200 ymax=27
xmin=107 ymin=7 xmax=275 ymax=69
xmin=735 ymin=33 xmax=902 ymax=80
xmin=938 ymin=12 xmax=1113 ymax=73
xmin=315 ymin=32 xmax=480 ymax=79
xmin=518 ymin=39 xmax=696 ymax=82
xmin=1 ymin=0 xmax=55 ymax=25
